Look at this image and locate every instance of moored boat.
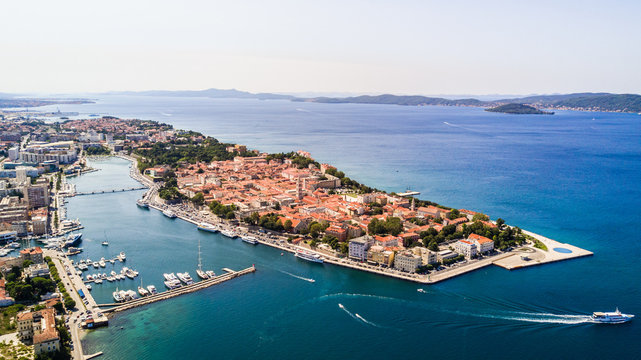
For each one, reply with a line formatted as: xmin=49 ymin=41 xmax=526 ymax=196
xmin=147 ymin=285 xmax=158 ymax=295
xmin=136 ymin=199 xmax=149 ymax=209
xmin=162 ymin=209 xmax=177 ymax=218
xmin=197 ymin=222 xmax=219 ymax=233
xmin=221 ymin=230 xmax=238 ymax=238
xmin=295 ymin=250 xmax=324 ymax=263
xmin=241 ymin=236 xmax=258 ymax=245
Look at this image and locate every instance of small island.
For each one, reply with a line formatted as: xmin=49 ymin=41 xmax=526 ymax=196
xmin=485 ymin=103 xmax=554 ymax=115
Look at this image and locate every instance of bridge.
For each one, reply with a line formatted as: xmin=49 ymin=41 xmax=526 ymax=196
xmin=74 ymin=187 xmax=148 ymax=196
xmin=99 ymin=266 xmax=256 ymax=314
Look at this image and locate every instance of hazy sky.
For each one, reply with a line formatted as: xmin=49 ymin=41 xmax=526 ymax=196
xmin=1 ymin=0 xmax=640 ymax=95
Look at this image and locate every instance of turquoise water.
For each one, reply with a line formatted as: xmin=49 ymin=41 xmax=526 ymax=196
xmin=49 ymin=97 xmax=641 ymax=359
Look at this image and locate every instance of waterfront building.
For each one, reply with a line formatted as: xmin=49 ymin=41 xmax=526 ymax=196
xmin=454 ymin=239 xmax=478 ymax=259
xmin=437 ymin=249 xmax=458 ymax=262
xmin=20 ymin=247 xmax=44 ymax=264
xmin=0 ymin=279 xmax=15 ymax=307
xmin=25 ymin=182 xmax=50 ymax=209
xmin=348 ymin=236 xmax=374 ymax=261
xmin=25 ymin=263 xmax=50 ymax=279
xmin=16 ymin=308 xmax=60 ymax=355
xmin=394 ymin=251 xmax=421 ymax=273
xmin=11 ymin=221 xmax=28 ymax=237
xmin=31 ymin=215 xmax=48 ymax=235
xmin=325 ymin=225 xmax=348 ymax=242
xmin=412 ymin=247 xmax=438 ymax=265
xmin=468 ymin=233 xmax=494 ymax=253
xmin=367 ymin=245 xmax=394 ymax=266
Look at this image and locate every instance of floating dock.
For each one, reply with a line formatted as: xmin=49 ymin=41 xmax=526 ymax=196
xmin=100 ymin=266 xmax=255 ymax=314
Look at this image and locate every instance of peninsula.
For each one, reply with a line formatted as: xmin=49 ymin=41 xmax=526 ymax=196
xmin=485 ymin=103 xmax=554 ymax=115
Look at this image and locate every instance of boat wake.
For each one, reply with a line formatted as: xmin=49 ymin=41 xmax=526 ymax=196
xmin=279 ymin=270 xmax=315 ymax=283
xmin=338 ymin=304 xmax=381 ymax=327
xmin=454 ymin=310 xmax=594 ymax=325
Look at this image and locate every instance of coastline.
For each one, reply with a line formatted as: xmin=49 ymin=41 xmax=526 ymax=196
xmin=114 ymin=154 xmax=593 ymax=284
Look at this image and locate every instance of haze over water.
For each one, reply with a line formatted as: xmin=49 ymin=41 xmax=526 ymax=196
xmin=52 ymin=96 xmax=641 ymax=359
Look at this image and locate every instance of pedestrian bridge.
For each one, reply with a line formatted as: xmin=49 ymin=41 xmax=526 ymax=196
xmin=74 ymin=187 xmax=147 ymax=196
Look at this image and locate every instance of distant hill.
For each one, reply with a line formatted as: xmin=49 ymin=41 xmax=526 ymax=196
xmin=294 ymin=94 xmax=486 ymax=107
xmin=109 ymin=88 xmax=294 ymax=101
xmin=298 ymin=92 xmax=641 ymax=114
xmin=485 ymin=103 xmax=554 ymax=115
xmin=0 ymin=98 xmax=92 ymax=108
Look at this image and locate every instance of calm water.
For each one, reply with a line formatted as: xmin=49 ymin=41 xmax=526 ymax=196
xmin=48 ymin=96 xmax=641 ymax=359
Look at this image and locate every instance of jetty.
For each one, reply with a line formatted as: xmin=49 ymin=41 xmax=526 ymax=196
xmin=74 ymin=187 xmax=147 ymax=196
xmin=100 ymin=266 xmax=255 ymax=314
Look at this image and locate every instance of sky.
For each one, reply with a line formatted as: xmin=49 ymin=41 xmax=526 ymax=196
xmin=1 ymin=0 xmax=640 ymax=95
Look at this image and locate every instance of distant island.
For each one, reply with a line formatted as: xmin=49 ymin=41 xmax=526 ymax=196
xmin=0 ymin=98 xmax=93 ymax=109
xmin=485 ymin=103 xmax=554 ymax=115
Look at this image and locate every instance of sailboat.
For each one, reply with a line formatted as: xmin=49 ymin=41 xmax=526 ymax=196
xmin=138 ymin=277 xmax=149 ymax=297
xmin=102 ymin=230 xmax=109 ymax=246
xmin=196 ymin=238 xmax=209 ymax=280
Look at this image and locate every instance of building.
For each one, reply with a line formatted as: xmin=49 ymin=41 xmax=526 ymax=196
xmin=31 ymin=215 xmax=48 ymax=236
xmin=468 ymin=233 xmax=494 ymax=254
xmin=454 ymin=239 xmax=478 ymax=259
xmin=413 ymin=247 xmax=438 ymax=265
xmin=437 ymin=249 xmax=458 ymax=262
xmin=0 ymin=279 xmax=15 ymax=307
xmin=367 ymin=245 xmax=394 ymax=266
xmin=325 ymin=225 xmax=347 ymax=242
xmin=16 ymin=308 xmax=60 ymax=354
xmin=20 ymin=247 xmax=44 ymax=264
xmin=0 ymin=230 xmax=17 ymax=244
xmin=25 ymin=263 xmax=50 ymax=279
xmin=348 ymin=236 xmax=374 ymax=261
xmin=394 ymin=251 xmax=421 ymax=273
xmin=25 ymin=183 xmax=50 ymax=209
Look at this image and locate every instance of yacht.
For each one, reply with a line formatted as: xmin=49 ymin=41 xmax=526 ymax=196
xmin=94 ymin=278 xmax=103 ymax=284
xmin=113 ymin=290 xmax=124 ymax=302
xmin=126 ymin=290 xmax=138 ymax=300
xmin=119 ymin=290 xmax=128 ymax=301
xmin=138 ymin=278 xmax=149 ymax=297
xmin=196 ymin=238 xmax=209 ymax=279
xmin=111 ymin=270 xmax=117 ymax=277
xmin=162 ymin=209 xmax=177 ymax=218
xmin=147 ymin=285 xmax=158 ymax=295
xmin=86 ymin=284 xmax=92 ymax=291
xmin=592 ymin=309 xmax=634 ymax=324
xmin=119 ymin=252 xmax=126 ymax=261
xmin=164 ymin=280 xmax=182 ymax=290
xmin=102 ymin=241 xmax=109 ymax=246
xmin=136 ymin=199 xmax=149 ymax=209
xmin=64 ymin=233 xmax=83 ymax=248
xmin=197 ymin=222 xmax=218 ymax=233
xmin=99 ymin=258 xmax=106 ymax=268
xmin=78 ymin=263 xmax=88 ymax=271
xmin=221 ymin=230 xmax=238 ymax=238
xmin=241 ymin=236 xmax=258 ymax=245
xmin=176 ymin=272 xmax=194 ymax=285
xmin=92 ymin=262 xmax=99 ymax=268
xmin=205 ymin=270 xmax=216 ymax=278
xmin=86 ymin=274 xmax=94 ymax=281
xmin=294 ymin=250 xmax=324 ymax=263
xmin=163 ymin=273 xmax=177 ymax=281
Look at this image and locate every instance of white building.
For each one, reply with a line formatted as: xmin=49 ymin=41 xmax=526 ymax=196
xmin=349 ymin=236 xmax=374 ymax=261
xmin=8 ymin=146 xmax=20 ymax=161
xmin=454 ymin=239 xmax=478 ymax=259
xmin=394 ymin=251 xmax=421 ymax=273
xmin=468 ymin=233 xmax=494 ymax=254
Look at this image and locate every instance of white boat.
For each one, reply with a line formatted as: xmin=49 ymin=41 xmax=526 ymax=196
xmin=99 ymin=259 xmax=106 ymax=268
xmin=119 ymin=290 xmax=128 ymax=301
xmin=86 ymin=274 xmax=94 ymax=281
xmin=241 ymin=236 xmax=258 ymax=245
xmin=205 ymin=270 xmax=216 ymax=278
xmin=196 ymin=238 xmax=210 ymax=279
xmin=592 ymin=308 xmax=634 ymax=324
xmin=147 ymin=285 xmax=158 ymax=295
xmin=126 ymin=290 xmax=138 ymax=300
xmin=417 ymin=289 xmax=426 ymax=293
xmin=136 ymin=199 xmax=149 ymax=209
xmin=78 ymin=264 xmax=88 ymax=271
xmin=163 ymin=273 xmax=177 ymax=281
xmin=164 ymin=280 xmax=181 ymax=289
xmin=92 ymin=262 xmax=99 ymax=268
xmin=86 ymin=284 xmax=92 ymax=291
xmin=113 ymin=290 xmax=124 ymax=302
xmin=221 ymin=230 xmax=237 ymax=238
xmin=111 ymin=271 xmax=117 ymax=277
xmin=295 ymin=250 xmax=324 ymax=263
xmin=102 ymin=241 xmax=109 ymax=246
xmin=119 ymin=252 xmax=126 ymax=261
xmin=162 ymin=209 xmax=177 ymax=218
xmin=197 ymin=222 xmax=218 ymax=233
xmin=107 ymin=277 xmax=115 ymax=282
xmin=176 ymin=272 xmax=194 ymax=285
xmin=138 ymin=278 xmax=149 ymax=297
xmin=94 ymin=278 xmax=103 ymax=284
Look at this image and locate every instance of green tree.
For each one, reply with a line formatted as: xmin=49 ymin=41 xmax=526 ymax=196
xmin=283 ymin=219 xmax=293 ymax=232
xmin=191 ymin=192 xmax=205 ymax=206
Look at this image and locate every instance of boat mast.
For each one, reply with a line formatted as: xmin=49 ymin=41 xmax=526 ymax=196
xmin=198 ymin=238 xmax=202 ymax=271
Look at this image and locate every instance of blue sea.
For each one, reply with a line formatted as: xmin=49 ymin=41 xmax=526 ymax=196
xmin=43 ymin=96 xmax=640 ymax=359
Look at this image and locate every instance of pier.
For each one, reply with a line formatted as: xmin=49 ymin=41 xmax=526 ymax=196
xmin=100 ymin=266 xmax=256 ymax=314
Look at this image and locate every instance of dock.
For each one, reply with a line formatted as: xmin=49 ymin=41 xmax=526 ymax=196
xmin=100 ymin=266 xmax=255 ymax=314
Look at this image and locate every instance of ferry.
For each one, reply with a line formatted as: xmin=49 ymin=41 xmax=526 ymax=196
xmin=591 ymin=309 xmax=634 ymax=324
xmin=295 ymin=250 xmax=324 ymax=263
xmin=241 ymin=236 xmax=259 ymax=245
xmin=197 ymin=222 xmax=219 ymax=233
xmin=136 ymin=199 xmax=149 ymax=209
xmin=162 ymin=209 xmax=177 ymax=218
xmin=147 ymin=285 xmax=158 ymax=295
xmin=221 ymin=230 xmax=238 ymax=238
xmin=113 ymin=290 xmax=124 ymax=302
